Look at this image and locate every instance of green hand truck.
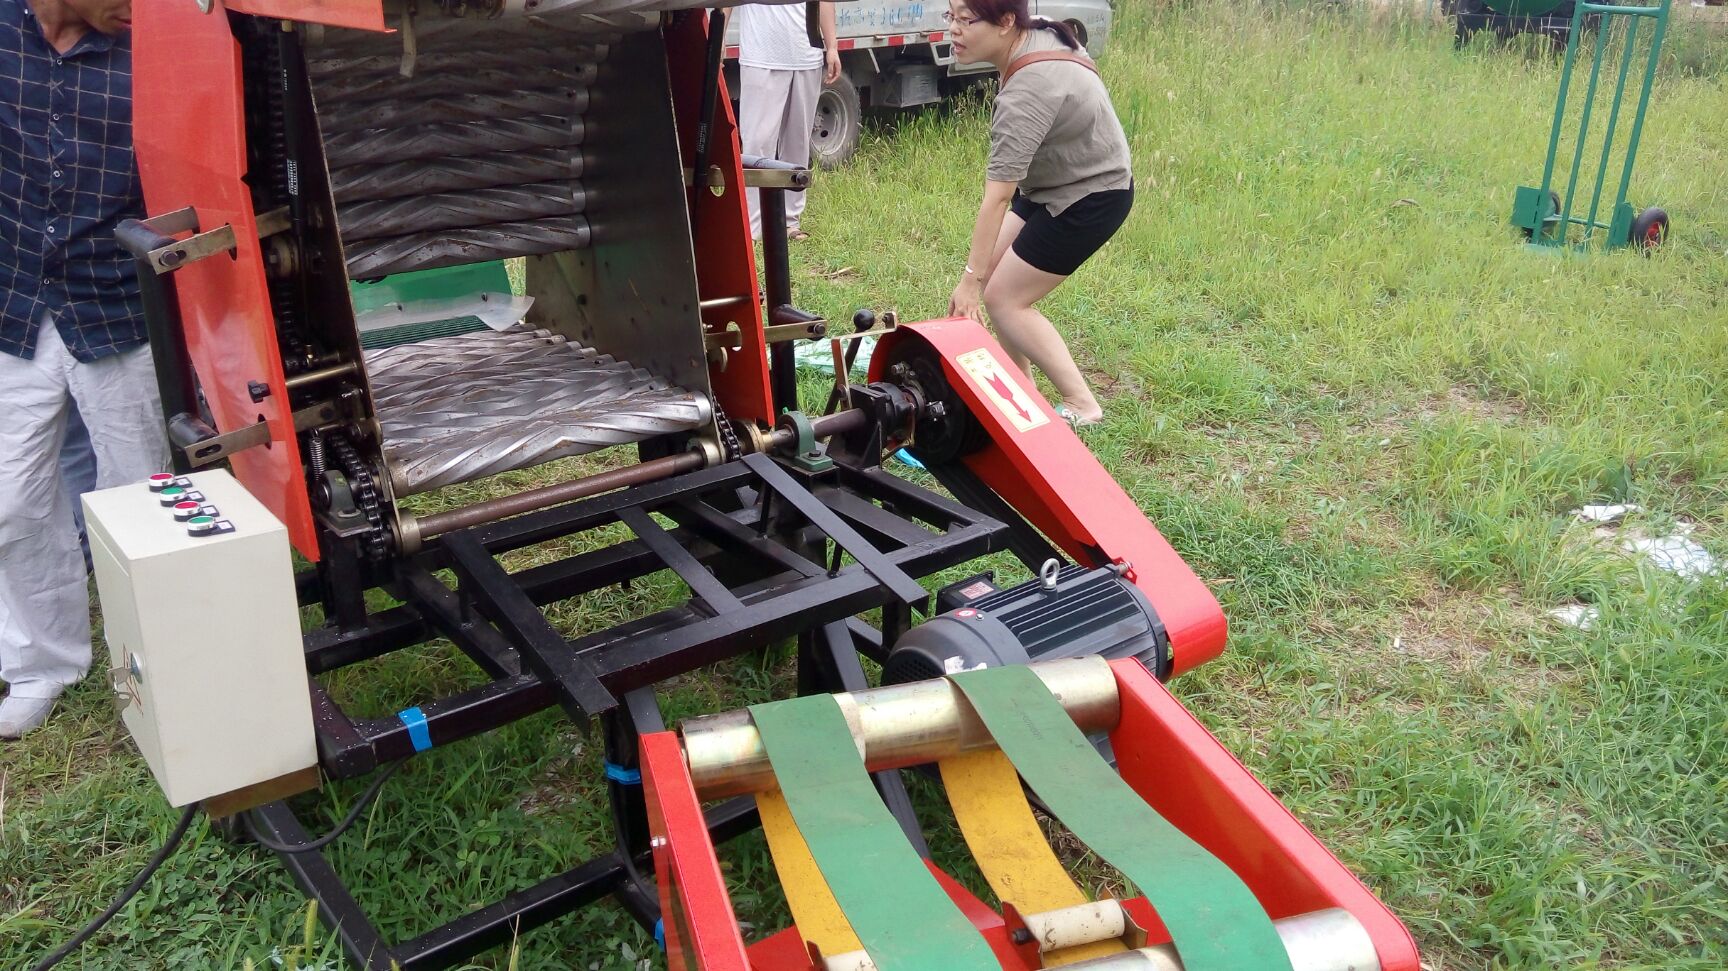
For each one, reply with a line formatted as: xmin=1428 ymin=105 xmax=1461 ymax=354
xmin=1511 ymin=0 xmax=1672 ymax=253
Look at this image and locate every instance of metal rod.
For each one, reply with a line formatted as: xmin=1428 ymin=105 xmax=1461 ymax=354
xmin=680 ymin=657 xmax=1121 ymax=799
xmin=1537 ymin=7 xmax=1585 ymax=210
xmin=1558 ymin=13 xmax=1612 ymax=243
xmin=284 ymin=361 xmax=359 ymax=391
xmin=1584 ymin=16 xmax=1641 ymax=235
xmin=767 ymin=408 xmax=869 ymax=451
xmin=410 ymin=451 xmax=707 ymax=542
xmin=1612 ymin=0 xmax=1671 ymax=213
xmin=761 ymin=185 xmax=797 ymax=414
xmin=405 ymin=408 xmax=872 ymax=543
xmin=1057 ymin=908 xmax=1380 ymax=971
xmin=824 ymin=907 xmax=1375 ymax=971
xmin=688 ymin=6 xmax=728 ymax=240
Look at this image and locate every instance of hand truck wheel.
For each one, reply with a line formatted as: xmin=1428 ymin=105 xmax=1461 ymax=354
xmin=1629 ymin=206 xmax=1668 ymax=252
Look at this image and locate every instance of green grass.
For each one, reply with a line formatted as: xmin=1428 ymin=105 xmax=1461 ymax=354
xmin=6 ymin=4 xmax=1728 ymax=968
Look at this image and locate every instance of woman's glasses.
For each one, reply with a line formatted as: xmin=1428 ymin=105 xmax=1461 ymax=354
xmin=941 ymin=11 xmax=982 ymax=28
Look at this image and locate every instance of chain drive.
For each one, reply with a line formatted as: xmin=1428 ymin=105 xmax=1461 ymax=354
xmin=330 ymin=434 xmax=390 ymax=560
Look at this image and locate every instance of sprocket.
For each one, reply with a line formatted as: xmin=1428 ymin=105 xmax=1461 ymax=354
xmin=329 ymin=433 xmax=390 ymax=560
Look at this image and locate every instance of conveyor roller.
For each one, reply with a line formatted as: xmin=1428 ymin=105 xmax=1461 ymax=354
xmin=364 ymin=327 xmax=711 ymax=495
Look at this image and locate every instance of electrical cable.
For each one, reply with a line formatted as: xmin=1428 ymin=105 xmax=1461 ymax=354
xmin=241 ymin=759 xmax=406 ymax=854
xmin=30 ymin=803 xmax=200 ymax=971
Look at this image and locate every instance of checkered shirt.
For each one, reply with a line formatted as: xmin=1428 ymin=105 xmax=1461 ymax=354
xmin=1 ymin=1 xmax=147 ymax=363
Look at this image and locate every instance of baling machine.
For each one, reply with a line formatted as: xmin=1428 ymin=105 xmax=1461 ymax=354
xmin=77 ymin=1 xmax=1423 ymax=968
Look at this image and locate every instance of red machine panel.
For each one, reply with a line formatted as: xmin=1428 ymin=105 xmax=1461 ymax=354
xmin=666 ymin=12 xmax=776 ymax=426
xmin=133 ymin=1 xmax=320 ymax=559
xmin=226 ymin=0 xmax=387 ymax=31
xmin=872 ymin=320 xmax=1228 ymax=674
xmin=1108 ymin=658 xmax=1422 ymax=970
xmin=642 ymin=732 xmax=752 ymax=971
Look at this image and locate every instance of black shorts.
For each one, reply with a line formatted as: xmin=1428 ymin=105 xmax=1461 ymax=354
xmin=1009 ymin=185 xmax=1134 ymax=277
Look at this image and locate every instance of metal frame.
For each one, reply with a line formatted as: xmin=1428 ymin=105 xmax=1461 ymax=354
xmin=260 ymin=455 xmax=1006 ymax=969
xmin=1512 ymin=0 xmax=1671 ymax=251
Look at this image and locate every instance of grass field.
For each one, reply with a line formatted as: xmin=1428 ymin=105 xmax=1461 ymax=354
xmin=4 ymin=3 xmax=1727 ymax=969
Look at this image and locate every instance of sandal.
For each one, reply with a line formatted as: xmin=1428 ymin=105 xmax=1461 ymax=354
xmin=1055 ymin=404 xmax=1103 ymax=428
xmin=789 ymin=229 xmax=810 ymax=242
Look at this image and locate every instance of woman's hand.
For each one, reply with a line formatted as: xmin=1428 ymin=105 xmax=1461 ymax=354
xmin=949 ymin=273 xmax=984 ymax=321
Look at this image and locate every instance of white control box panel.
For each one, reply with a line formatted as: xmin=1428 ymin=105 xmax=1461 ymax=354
xmin=84 ymin=469 xmax=316 ymax=808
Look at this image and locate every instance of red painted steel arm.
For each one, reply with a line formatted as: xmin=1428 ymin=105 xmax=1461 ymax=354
xmin=667 ymin=11 xmax=776 ymax=426
xmin=1107 ymin=658 xmax=1422 ymax=970
xmin=134 ymin=1 xmax=321 ymax=559
xmin=641 ymin=731 xmax=752 ymax=971
xmin=871 ymin=320 xmax=1227 ymax=674
xmin=223 ymin=0 xmax=387 ymax=30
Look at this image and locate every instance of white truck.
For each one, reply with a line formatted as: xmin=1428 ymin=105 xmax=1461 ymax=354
xmin=724 ymin=0 xmax=1114 ymax=167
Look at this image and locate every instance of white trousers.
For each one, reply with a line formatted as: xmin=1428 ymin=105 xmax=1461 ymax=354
xmin=0 ymin=317 xmax=167 ymax=698
xmin=739 ymin=65 xmax=821 ymax=240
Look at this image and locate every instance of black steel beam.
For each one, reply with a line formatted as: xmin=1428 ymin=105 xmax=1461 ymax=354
xmin=442 ymin=531 xmax=618 ymax=721
xmin=400 ymin=566 xmax=521 ymax=679
xmin=742 ymin=453 xmax=928 ymax=607
xmin=616 ymin=506 xmax=742 ymax=614
xmin=250 ymin=802 xmax=400 ymax=971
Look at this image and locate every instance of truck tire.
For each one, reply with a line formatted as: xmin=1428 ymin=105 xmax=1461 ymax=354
xmin=811 ymin=74 xmax=862 ymax=169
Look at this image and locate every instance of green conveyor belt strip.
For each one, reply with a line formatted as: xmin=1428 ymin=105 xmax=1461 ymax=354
xmin=748 ymin=694 xmax=998 ymax=971
xmin=950 ymin=665 xmax=1294 ymax=971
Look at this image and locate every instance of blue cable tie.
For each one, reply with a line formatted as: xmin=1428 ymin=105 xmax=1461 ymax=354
xmin=893 ymin=448 xmax=926 ymax=470
xmin=604 ymin=761 xmax=642 ymax=785
xmin=398 ymin=706 xmax=433 ymax=753
xmin=654 ymin=917 xmax=665 ymax=951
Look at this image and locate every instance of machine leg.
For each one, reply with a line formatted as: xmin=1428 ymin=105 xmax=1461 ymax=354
xmin=605 ymin=688 xmax=669 ymax=928
xmin=759 ymin=187 xmax=799 ymax=415
xmin=250 ymin=801 xmax=401 ymax=971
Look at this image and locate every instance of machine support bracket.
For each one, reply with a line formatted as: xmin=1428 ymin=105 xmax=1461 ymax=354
xmin=705 ymin=319 xmax=828 ymax=351
xmin=135 ymin=205 xmax=292 ymax=275
xmin=176 ymin=400 xmax=339 ymax=469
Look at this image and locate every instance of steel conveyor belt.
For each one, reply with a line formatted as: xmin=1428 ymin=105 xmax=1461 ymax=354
xmin=365 ymin=326 xmax=711 ymax=495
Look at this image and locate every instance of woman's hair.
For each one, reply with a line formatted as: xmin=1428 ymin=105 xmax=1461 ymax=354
xmin=958 ymin=0 xmax=1081 ymax=50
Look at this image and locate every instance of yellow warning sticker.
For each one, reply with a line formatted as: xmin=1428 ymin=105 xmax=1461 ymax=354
xmin=956 ymin=348 xmax=1049 ymax=433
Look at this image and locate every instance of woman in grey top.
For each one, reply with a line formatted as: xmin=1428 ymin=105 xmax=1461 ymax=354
xmin=945 ymin=0 xmax=1133 ymax=425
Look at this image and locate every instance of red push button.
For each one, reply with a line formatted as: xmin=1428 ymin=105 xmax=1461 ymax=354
xmin=147 ymin=473 xmax=176 ymax=492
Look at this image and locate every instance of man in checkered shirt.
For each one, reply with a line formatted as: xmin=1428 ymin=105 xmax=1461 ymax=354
xmin=1 ymin=0 xmax=168 ymax=738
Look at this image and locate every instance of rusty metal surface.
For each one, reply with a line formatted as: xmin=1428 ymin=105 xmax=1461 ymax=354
xmin=338 ymin=181 xmax=588 ymax=240
xmin=364 ymin=327 xmax=711 ymax=494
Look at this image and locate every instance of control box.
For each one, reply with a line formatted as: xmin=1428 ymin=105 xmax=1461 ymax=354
xmin=84 ymin=469 xmax=317 ymax=809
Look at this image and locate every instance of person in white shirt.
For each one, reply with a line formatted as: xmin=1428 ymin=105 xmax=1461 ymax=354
xmin=736 ymin=1 xmax=840 ymax=240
